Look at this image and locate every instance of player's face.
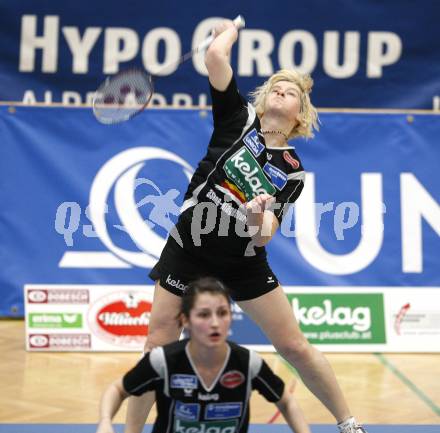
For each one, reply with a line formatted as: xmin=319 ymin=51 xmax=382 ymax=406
xmin=186 ymin=293 xmax=232 ymax=348
xmin=264 ymin=80 xmax=301 ymax=126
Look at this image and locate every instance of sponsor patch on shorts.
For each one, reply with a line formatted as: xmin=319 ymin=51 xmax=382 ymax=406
xmin=165 ymin=274 xmax=188 ymax=292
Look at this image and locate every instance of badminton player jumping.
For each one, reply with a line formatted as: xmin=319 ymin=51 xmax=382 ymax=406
xmin=125 ymin=18 xmax=366 ymax=433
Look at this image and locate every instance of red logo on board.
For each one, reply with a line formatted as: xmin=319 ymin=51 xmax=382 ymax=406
xmin=220 ymin=370 xmax=245 ymax=389
xmin=96 ymin=299 xmax=152 ymax=337
xmin=283 ymin=151 xmax=300 ymax=169
xmin=88 ymin=291 xmax=154 ymax=348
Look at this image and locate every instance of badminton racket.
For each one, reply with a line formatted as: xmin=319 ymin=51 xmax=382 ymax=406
xmin=93 ymin=15 xmax=245 ymax=124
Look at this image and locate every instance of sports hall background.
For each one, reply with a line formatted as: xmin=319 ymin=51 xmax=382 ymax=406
xmin=0 ymin=0 xmax=439 ymax=431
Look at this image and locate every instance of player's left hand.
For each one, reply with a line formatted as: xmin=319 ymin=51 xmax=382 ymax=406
xmin=246 ymin=194 xmax=275 ymax=214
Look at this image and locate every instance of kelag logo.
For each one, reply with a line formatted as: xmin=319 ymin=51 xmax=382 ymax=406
xmin=288 ymin=293 xmax=386 ymax=344
xmin=174 ymin=419 xmax=237 ymax=433
xmin=223 ymin=147 xmax=276 ymax=200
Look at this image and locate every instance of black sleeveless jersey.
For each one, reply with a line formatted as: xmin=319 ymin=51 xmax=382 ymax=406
xmin=174 ymin=76 xmax=305 ymax=258
xmin=123 ymin=339 xmax=285 ymax=433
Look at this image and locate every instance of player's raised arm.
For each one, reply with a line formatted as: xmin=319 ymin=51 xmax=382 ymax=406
xmin=204 ymin=19 xmax=238 ymax=91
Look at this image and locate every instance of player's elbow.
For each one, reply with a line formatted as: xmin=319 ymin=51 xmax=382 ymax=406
xmin=205 ymin=46 xmax=228 ymax=72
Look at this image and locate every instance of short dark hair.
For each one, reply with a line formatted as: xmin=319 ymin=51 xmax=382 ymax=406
xmin=179 ymin=277 xmax=231 ymax=320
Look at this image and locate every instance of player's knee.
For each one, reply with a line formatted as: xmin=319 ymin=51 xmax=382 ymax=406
xmin=144 ymin=328 xmax=175 ymax=352
xmin=144 ymin=318 xmax=181 ymax=352
xmin=143 ymin=336 xmax=158 ymax=354
xmin=275 ymin=335 xmax=312 ymax=365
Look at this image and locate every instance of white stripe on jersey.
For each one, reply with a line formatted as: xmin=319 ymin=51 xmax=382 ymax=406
xmin=149 ymin=346 xmax=171 ymax=397
xmin=287 ymin=171 xmax=305 ymax=182
xmin=238 ymin=348 xmax=254 ymax=432
xmin=127 ymin=376 xmax=161 ymax=394
xmin=249 ymin=350 xmax=263 ymax=378
xmin=254 ymin=375 xmax=283 ymax=401
xmin=166 ymin=400 xmax=175 ymax=433
xmin=150 ymin=347 xmax=166 ymax=377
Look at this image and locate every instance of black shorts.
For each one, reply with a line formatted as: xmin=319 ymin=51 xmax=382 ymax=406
xmin=148 ymin=236 xmax=279 ymax=301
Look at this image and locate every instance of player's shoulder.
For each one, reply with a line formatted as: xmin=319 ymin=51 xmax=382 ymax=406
xmin=227 ymin=340 xmax=249 ymax=355
xmin=227 ymin=340 xmax=263 ymax=374
xmin=163 ymin=339 xmax=188 ymax=358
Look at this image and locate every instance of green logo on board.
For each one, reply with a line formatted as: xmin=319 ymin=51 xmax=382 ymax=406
xmin=286 ymin=293 xmax=386 ymax=344
xmin=29 ymin=313 xmax=82 ymax=328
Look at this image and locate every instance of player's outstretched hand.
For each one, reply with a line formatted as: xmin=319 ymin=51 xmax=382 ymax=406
xmin=212 ymin=19 xmax=238 ymax=38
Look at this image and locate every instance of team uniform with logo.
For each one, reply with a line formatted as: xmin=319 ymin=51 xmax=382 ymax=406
xmin=150 ymin=76 xmax=305 ymax=300
xmin=123 ymin=339 xmax=285 ymax=433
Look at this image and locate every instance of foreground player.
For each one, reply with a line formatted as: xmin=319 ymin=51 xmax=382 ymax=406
xmin=126 ymin=18 xmax=366 ymax=433
xmin=97 ymin=278 xmax=311 ymax=433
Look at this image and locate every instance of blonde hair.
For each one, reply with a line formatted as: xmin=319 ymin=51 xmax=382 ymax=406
xmin=249 ymin=69 xmax=319 ymax=140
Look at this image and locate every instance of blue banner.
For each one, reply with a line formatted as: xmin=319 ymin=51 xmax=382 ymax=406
xmin=0 ymin=0 xmax=439 ymax=109
xmin=1 ymin=106 xmax=439 ymax=316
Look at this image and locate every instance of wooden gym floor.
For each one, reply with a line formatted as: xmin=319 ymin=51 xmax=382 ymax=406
xmin=1 ymin=320 xmax=439 ymax=427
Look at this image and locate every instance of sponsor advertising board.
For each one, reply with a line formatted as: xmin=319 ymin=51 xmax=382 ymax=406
xmin=25 ymin=285 xmax=440 ymax=352
xmin=1 ymin=1 xmax=440 ymax=109
xmin=25 ymin=285 xmax=153 ymax=351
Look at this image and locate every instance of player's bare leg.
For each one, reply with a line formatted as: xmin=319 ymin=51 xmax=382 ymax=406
xmin=238 ymin=286 xmax=353 ymax=424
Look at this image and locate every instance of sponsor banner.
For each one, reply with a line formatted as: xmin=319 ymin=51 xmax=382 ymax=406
xmin=0 ymin=1 xmax=439 ymax=109
xmin=25 ymin=285 xmax=440 ymax=352
xmin=286 ymin=293 xmax=386 ymax=344
xmin=230 ymin=287 xmax=440 ymax=352
xmin=384 ymin=288 xmax=440 ymax=351
xmin=25 ymin=285 xmax=154 ymax=351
